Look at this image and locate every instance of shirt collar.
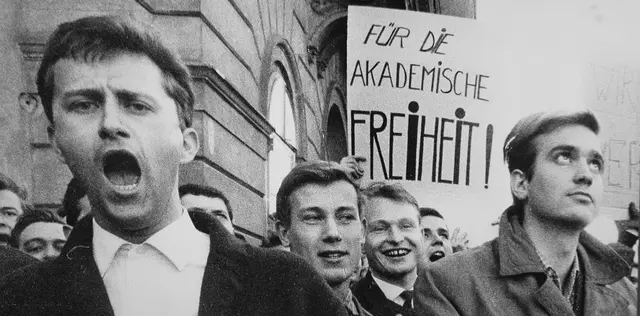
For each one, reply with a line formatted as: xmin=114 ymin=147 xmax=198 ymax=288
xmin=93 ymin=209 xmax=210 ymax=277
xmin=371 ymin=273 xmax=410 ymax=302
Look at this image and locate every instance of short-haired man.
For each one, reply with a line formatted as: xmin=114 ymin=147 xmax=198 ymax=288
xmin=179 ymin=183 xmax=235 ymax=234
xmin=0 ymin=16 xmax=346 ymax=316
xmin=419 ymin=207 xmax=453 ymax=263
xmin=0 ymin=172 xmax=28 ymax=247
xmin=353 ymin=181 xmax=421 ymax=316
xmin=276 ymin=161 xmax=371 ymax=316
xmin=10 ymin=209 xmax=70 ymax=262
xmin=415 ymin=111 xmax=638 ymax=315
xmin=418 ymin=207 xmax=469 ymax=265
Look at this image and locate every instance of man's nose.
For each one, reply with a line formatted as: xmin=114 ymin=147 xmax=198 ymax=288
xmin=98 ymin=100 xmax=129 ymax=139
xmin=387 ymin=226 xmax=404 ymax=244
xmin=573 ymin=158 xmax=594 ymax=186
xmin=322 ymin=218 xmax=342 ymax=243
xmin=42 ymin=245 xmax=60 ymax=262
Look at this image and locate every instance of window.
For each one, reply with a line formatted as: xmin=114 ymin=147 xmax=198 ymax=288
xmin=267 ymin=71 xmax=297 ymax=215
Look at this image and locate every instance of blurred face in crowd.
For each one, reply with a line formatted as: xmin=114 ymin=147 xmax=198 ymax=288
xmin=0 ymin=190 xmax=23 ymax=246
xmin=363 ymin=198 xmax=421 ymax=282
xmin=18 ymin=222 xmax=68 ymax=261
xmin=181 ymin=194 xmax=234 ymax=233
xmin=47 ymin=53 xmax=198 ymax=241
xmin=519 ymin=125 xmax=604 ymax=229
xmin=279 ymin=180 xmax=362 ymax=287
xmin=420 ymin=215 xmax=452 ymax=263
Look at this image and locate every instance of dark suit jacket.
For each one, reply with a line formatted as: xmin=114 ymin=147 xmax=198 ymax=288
xmin=0 ymin=245 xmax=37 ymax=278
xmin=353 ymin=271 xmax=415 ymax=316
xmin=0 ymin=211 xmax=347 ymax=316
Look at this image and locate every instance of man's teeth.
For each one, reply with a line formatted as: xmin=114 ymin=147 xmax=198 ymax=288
xmin=384 ymin=249 xmax=409 ymax=257
xmin=115 ymin=183 xmax=138 ymax=191
xmin=323 ymin=253 xmax=344 ymax=258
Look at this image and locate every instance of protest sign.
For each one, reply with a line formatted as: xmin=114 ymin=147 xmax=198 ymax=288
xmin=347 ymin=6 xmax=511 ymax=242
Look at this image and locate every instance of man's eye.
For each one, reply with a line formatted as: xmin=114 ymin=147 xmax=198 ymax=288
xmin=556 ymin=152 xmax=572 ymax=164
xmin=25 ymin=245 xmax=43 ymax=253
xmin=69 ymin=101 xmax=98 ymax=112
xmin=589 ymin=159 xmax=604 ymax=173
xmin=127 ymin=102 xmax=150 ymax=113
xmin=440 ymin=233 xmax=449 ymax=239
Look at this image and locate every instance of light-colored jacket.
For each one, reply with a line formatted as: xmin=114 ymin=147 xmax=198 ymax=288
xmin=414 ymin=206 xmax=637 ymax=316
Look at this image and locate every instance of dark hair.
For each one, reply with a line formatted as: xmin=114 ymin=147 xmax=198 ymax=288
xmin=179 ymin=184 xmax=233 ymax=221
xmin=419 ymin=207 xmax=444 ymax=219
xmin=59 ymin=178 xmax=87 ymax=226
xmin=275 ymin=161 xmax=361 ymax=228
xmin=503 ymin=111 xmax=600 ymax=207
xmin=37 ymin=15 xmax=194 ymax=129
xmin=260 ymin=230 xmax=284 ymax=248
xmin=10 ymin=208 xmax=68 ymax=248
xmin=0 ymin=172 xmax=28 ymax=201
xmin=360 ymin=181 xmax=419 ymax=216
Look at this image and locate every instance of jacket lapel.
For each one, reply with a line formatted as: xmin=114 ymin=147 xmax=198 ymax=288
xmin=191 ymin=211 xmax=247 ymax=316
xmin=57 ymin=216 xmax=114 ymax=316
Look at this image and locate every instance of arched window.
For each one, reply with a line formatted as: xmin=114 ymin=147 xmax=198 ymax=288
xmin=267 ymin=70 xmax=297 ymax=215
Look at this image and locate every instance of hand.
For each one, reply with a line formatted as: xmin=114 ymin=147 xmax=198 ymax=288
xmin=339 ymin=155 xmax=366 ymax=184
xmin=450 ymin=227 xmax=469 ymax=253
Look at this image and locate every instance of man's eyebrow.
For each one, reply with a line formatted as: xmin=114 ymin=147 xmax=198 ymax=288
xmin=61 ymin=88 xmax=104 ymax=101
xmin=549 ymin=144 xmax=577 ymax=154
xmin=591 ymin=150 xmax=604 ymax=162
xmin=114 ymin=90 xmax=157 ymax=103
xmin=24 ymin=238 xmax=46 ymax=245
xmin=0 ymin=206 xmax=18 ymax=211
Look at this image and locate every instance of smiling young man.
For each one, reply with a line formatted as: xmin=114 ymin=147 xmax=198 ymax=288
xmin=0 ymin=16 xmax=346 ymax=316
xmin=276 ymin=161 xmax=371 ymax=316
xmin=414 ymin=111 xmax=638 ymax=315
xmin=353 ymin=181 xmax=421 ymax=316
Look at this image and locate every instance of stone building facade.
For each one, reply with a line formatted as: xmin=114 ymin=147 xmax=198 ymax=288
xmin=0 ymin=0 xmax=474 ymax=244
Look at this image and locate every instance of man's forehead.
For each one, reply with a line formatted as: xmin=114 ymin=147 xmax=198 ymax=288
xmin=420 ymin=216 xmax=449 ymax=230
xmin=534 ymin=124 xmax=603 ymax=153
xmin=364 ymin=198 xmax=419 ymax=220
xmin=0 ymin=190 xmax=22 ymax=206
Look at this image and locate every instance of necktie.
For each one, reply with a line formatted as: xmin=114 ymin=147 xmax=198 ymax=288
xmin=400 ymin=290 xmax=413 ymax=309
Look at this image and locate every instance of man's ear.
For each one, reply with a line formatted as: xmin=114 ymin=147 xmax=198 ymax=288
xmin=276 ymin=221 xmax=291 ymax=247
xmin=360 ymin=218 xmax=366 ymax=244
xmin=47 ymin=125 xmax=67 ymax=165
xmin=180 ymin=127 xmax=200 ymax=163
xmin=510 ymin=169 xmax=529 ymax=201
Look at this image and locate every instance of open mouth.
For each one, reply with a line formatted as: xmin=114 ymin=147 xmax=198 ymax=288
xmin=103 ymin=150 xmax=141 ymax=189
xmin=429 ymin=251 xmax=445 ymax=262
xmin=383 ymin=248 xmax=410 ymax=257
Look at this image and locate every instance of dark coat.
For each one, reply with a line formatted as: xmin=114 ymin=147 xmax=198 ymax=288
xmin=0 ymin=211 xmax=347 ymax=316
xmin=414 ymin=206 xmax=638 ymax=316
xmin=0 ymin=245 xmax=37 ymax=278
xmin=353 ymin=271 xmax=415 ymax=316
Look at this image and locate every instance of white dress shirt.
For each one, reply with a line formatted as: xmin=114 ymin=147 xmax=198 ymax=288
xmin=93 ymin=210 xmax=210 ymax=316
xmin=371 ymin=273 xmax=413 ymax=307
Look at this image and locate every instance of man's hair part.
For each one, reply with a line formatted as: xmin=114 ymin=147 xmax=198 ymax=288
xmin=37 ymin=15 xmax=194 ymax=129
xmin=275 ymin=160 xmax=362 ymax=228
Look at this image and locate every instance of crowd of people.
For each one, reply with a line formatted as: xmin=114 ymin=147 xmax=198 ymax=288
xmin=0 ymin=15 xmax=637 ymax=316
